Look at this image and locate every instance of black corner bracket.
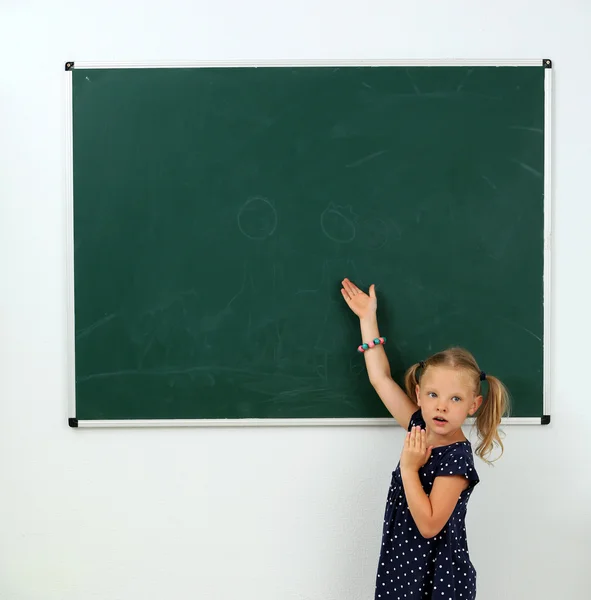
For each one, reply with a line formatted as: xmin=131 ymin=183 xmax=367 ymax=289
xmin=541 ymin=415 xmax=551 ymax=425
xmin=65 ymin=61 xmax=75 ymax=71
xmin=69 ymin=418 xmax=79 ymax=428
xmin=543 ymin=59 xmax=552 ymax=69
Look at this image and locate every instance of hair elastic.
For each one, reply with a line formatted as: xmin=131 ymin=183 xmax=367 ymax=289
xmin=479 ymin=371 xmax=487 ymax=381
xmin=419 ymin=361 xmax=425 ymax=369
xmin=357 ymin=337 xmax=386 ymax=353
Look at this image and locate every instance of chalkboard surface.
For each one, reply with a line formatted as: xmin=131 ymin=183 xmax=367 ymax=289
xmin=69 ymin=64 xmax=548 ymax=423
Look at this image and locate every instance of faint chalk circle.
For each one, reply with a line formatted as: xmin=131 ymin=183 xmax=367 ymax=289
xmin=320 ymin=203 xmax=356 ymax=243
xmin=237 ymin=196 xmax=278 ymax=240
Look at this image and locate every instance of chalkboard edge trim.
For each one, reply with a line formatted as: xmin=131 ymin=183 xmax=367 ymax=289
xmin=543 ymin=65 xmax=553 ymax=421
xmin=69 ymin=59 xmax=548 ymax=70
xmin=70 ymin=417 xmax=549 ymax=428
xmin=64 ymin=66 xmax=78 ymax=425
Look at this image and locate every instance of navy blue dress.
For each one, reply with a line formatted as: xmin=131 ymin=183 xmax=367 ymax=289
xmin=375 ymin=410 xmax=479 ymax=599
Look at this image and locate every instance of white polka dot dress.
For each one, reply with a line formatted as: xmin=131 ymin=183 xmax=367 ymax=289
xmin=375 ymin=410 xmax=479 ymax=600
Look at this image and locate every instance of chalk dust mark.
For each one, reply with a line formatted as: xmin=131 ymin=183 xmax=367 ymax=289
xmin=362 ymin=81 xmax=373 ymax=90
xmin=315 ymin=351 xmax=329 ymax=384
xmin=226 ymin=267 xmax=248 ymax=309
xmin=77 ymin=364 xmax=295 ymax=383
xmin=456 ymin=68 xmax=474 ymax=92
xmin=520 ymin=326 xmax=542 ymax=342
xmin=275 ymin=387 xmax=328 ymax=399
xmin=405 ymin=69 xmax=421 ymax=95
xmin=76 ymin=313 xmax=116 ymax=340
xmin=512 ymin=160 xmax=542 ymax=178
xmin=497 ymin=316 xmax=542 ymax=342
xmin=200 ymin=264 xmax=249 ymax=331
xmin=481 ymin=175 xmax=497 ymax=190
xmin=295 ymin=258 xmax=333 ymax=296
xmin=509 ymin=126 xmax=543 ymax=134
xmin=346 ymin=150 xmax=388 ymax=168
xmin=314 ymin=301 xmax=331 ymax=348
xmin=137 ymin=337 xmax=155 ymax=370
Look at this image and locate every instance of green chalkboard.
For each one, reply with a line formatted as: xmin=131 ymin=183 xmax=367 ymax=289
xmin=68 ymin=63 xmax=549 ymax=424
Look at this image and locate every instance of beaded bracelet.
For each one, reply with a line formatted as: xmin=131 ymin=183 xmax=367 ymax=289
xmin=357 ymin=337 xmax=386 ymax=353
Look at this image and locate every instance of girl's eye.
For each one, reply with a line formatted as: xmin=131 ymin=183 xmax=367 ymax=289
xmin=428 ymin=392 xmax=437 ymax=398
xmin=452 ymin=396 xmax=462 ymax=402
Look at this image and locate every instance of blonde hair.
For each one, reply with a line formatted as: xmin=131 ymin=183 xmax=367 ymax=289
xmin=404 ymin=347 xmax=510 ymax=464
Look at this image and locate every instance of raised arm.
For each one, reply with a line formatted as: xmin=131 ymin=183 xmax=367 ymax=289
xmin=341 ymin=278 xmax=417 ymax=429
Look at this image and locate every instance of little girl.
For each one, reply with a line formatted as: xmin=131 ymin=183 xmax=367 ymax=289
xmin=341 ymin=278 xmax=509 ymax=600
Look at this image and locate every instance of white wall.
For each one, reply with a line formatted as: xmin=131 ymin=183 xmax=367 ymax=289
xmin=1 ymin=1 xmax=590 ymax=599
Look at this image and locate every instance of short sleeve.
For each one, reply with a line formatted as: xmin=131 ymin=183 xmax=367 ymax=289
xmin=435 ymin=446 xmax=480 ymax=489
xmin=408 ymin=409 xmax=426 ymax=431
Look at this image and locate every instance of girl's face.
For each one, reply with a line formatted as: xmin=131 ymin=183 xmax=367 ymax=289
xmin=415 ymin=365 xmax=482 ymax=437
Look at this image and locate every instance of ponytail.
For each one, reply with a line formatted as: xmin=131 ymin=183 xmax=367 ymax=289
xmin=404 ymin=362 xmax=423 ymax=404
xmin=475 ymin=374 xmax=510 ymax=463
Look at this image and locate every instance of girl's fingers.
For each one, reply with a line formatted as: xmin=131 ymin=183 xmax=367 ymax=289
xmin=348 ymin=279 xmax=361 ymax=293
xmin=341 ymin=279 xmax=354 ymax=296
xmin=412 ymin=427 xmax=427 ymax=452
xmin=407 ymin=427 xmax=432 ymax=453
xmin=342 ymin=278 xmax=361 ymax=296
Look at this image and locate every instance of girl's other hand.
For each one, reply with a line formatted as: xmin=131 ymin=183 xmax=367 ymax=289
xmin=340 ymin=278 xmax=377 ymax=320
xmin=400 ymin=427 xmax=433 ymax=473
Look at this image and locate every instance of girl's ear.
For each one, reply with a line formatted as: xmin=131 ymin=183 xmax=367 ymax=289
xmin=469 ymin=395 xmax=483 ymax=416
xmin=415 ymin=384 xmax=421 ymax=405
